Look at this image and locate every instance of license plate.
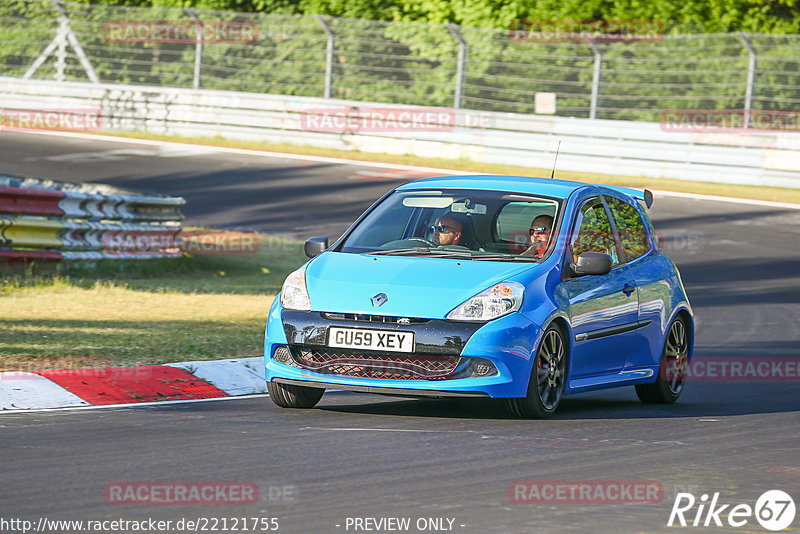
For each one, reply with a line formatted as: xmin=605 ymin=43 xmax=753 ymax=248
xmin=327 ymin=327 xmax=415 ymax=353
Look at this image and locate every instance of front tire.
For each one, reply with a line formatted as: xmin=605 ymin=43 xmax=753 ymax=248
xmin=507 ymin=324 xmax=567 ymax=418
xmin=267 ymin=381 xmax=324 ymax=408
xmin=636 ymin=315 xmax=689 ymax=404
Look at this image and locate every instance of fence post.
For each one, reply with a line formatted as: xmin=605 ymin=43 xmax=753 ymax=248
xmin=588 ymin=41 xmax=603 ymax=120
xmin=25 ymin=0 xmax=99 ymax=83
xmin=186 ymin=8 xmax=203 ymax=90
xmin=23 ymin=24 xmax=66 ymax=80
xmin=54 ymin=0 xmax=99 ymax=83
xmin=447 ymin=24 xmax=467 ymax=109
xmin=316 ymin=15 xmax=334 ymax=99
xmin=739 ymin=32 xmax=757 ymax=128
xmin=55 ymin=16 xmax=67 ymax=82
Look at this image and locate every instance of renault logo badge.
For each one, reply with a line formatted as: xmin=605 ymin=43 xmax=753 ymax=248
xmin=371 ymin=293 xmax=388 ymax=307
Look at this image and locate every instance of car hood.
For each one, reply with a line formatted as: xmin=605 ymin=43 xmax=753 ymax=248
xmin=305 ymin=252 xmax=538 ymax=318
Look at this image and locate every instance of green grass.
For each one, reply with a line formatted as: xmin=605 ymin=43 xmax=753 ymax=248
xmin=0 ymin=234 xmax=306 ymax=368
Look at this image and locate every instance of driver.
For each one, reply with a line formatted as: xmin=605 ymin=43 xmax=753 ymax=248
xmin=522 ymin=215 xmax=553 ymax=258
xmin=432 ymin=215 xmax=462 ymax=246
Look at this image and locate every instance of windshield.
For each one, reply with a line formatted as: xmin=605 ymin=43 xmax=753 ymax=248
xmin=338 ymin=189 xmax=561 ymax=261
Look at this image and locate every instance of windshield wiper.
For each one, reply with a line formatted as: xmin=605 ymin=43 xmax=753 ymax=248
xmin=366 ymin=249 xmax=541 ymax=262
xmin=367 ymin=247 xmax=432 ymax=256
xmin=431 ymin=250 xmax=475 ymax=259
xmin=470 ymin=254 xmax=540 ymax=262
xmin=366 ymin=248 xmax=475 ymax=259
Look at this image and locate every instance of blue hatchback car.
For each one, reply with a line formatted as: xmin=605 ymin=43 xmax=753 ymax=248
xmin=264 ymin=175 xmax=693 ymax=417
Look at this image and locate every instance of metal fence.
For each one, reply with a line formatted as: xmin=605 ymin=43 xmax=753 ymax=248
xmin=2 ymin=0 xmax=799 ymax=122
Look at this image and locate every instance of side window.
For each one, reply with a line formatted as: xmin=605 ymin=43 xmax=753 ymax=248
xmin=569 ymin=199 xmax=619 ymax=265
xmin=605 ymin=196 xmax=651 ymax=261
xmin=495 ymin=201 xmax=557 ymax=254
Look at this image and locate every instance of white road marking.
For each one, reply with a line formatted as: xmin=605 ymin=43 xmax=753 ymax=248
xmin=18 ymin=130 xmax=473 ymax=173
xmin=301 ymin=426 xmax=480 ymax=433
xmin=0 ymin=372 xmax=90 ymax=410
xmin=300 ymin=427 xmax=689 ymax=445
xmin=0 ymin=393 xmax=270 ymax=416
xmin=167 ymin=356 xmax=267 ymax=396
xmin=42 ymin=148 xmax=157 ymax=162
xmin=18 ymin=130 xmax=800 ymax=209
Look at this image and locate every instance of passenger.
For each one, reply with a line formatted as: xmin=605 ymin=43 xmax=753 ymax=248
xmin=431 ymin=215 xmax=463 ymax=246
xmin=522 ymin=215 xmax=553 ymax=258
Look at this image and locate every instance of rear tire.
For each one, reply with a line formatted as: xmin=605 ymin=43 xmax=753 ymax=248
xmin=507 ymin=323 xmax=567 ymax=418
xmin=267 ymin=381 xmax=324 ymax=408
xmin=636 ymin=315 xmax=689 ymax=404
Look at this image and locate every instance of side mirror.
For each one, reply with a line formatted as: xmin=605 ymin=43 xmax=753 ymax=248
xmin=644 ymin=189 xmax=654 ymax=209
xmin=570 ymin=251 xmax=613 ymax=276
xmin=304 ymin=236 xmax=328 ymax=258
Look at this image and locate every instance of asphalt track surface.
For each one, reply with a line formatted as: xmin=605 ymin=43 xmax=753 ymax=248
xmin=1 ymin=132 xmax=799 ymax=533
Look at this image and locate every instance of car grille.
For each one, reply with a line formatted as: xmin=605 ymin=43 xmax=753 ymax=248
xmin=321 ymin=312 xmax=429 ymax=325
xmin=289 ymin=347 xmax=460 ymax=380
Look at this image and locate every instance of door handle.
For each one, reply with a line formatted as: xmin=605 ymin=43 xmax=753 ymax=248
xmin=622 ymin=284 xmax=636 ymax=295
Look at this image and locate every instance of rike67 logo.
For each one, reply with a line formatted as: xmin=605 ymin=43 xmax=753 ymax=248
xmin=668 ymin=490 xmax=796 ymax=531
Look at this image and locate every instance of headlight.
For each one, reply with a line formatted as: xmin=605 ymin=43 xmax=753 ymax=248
xmin=280 ymin=267 xmax=311 ymax=311
xmin=446 ymin=281 xmax=524 ymax=322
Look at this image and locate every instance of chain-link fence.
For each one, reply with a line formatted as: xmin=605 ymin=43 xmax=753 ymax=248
xmin=2 ymin=0 xmax=799 ymax=121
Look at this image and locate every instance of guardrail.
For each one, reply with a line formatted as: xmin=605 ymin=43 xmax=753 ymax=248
xmin=1 ymin=78 xmax=800 ymax=189
xmin=0 ymin=174 xmax=185 ymax=262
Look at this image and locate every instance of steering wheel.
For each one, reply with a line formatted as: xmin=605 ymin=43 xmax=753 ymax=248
xmin=380 ymin=238 xmax=435 ymax=249
xmin=404 ymin=237 xmax=435 ymax=247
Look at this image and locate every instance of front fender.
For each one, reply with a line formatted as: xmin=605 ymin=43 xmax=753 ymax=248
xmin=264 ymin=296 xmax=288 ymax=364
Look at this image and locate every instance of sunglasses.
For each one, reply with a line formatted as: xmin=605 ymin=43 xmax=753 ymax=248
xmin=529 ymin=226 xmax=549 ymax=235
xmin=431 ymin=224 xmax=457 ymax=233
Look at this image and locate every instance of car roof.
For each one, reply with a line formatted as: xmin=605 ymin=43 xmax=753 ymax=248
xmin=396 ymin=174 xmax=589 ymax=199
xmin=397 ymin=175 xmax=650 ymax=206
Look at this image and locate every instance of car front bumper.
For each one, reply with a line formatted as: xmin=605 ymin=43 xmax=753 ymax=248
xmin=264 ymin=302 xmax=543 ymax=398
